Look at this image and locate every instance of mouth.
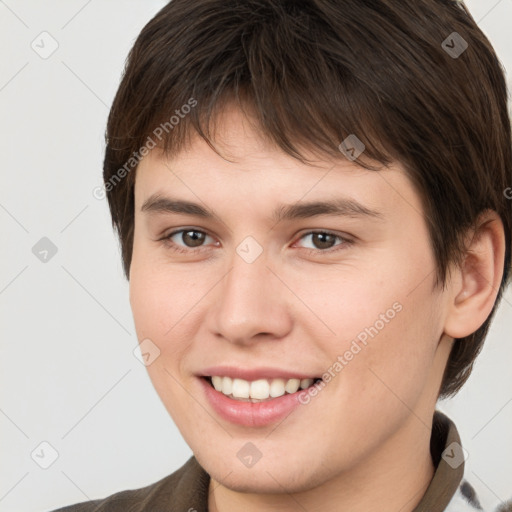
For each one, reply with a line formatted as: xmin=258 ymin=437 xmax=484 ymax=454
xmin=202 ymin=375 xmax=323 ymax=403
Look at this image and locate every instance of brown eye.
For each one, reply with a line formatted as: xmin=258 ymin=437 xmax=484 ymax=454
xmin=310 ymin=232 xmax=338 ymax=250
xmin=161 ymin=228 xmax=215 ymax=253
xmin=297 ymin=231 xmax=349 ymax=252
xmin=179 ymin=230 xmax=206 ymax=247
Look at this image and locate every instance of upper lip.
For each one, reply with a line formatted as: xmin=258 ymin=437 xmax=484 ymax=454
xmin=198 ymin=366 xmax=321 ymax=381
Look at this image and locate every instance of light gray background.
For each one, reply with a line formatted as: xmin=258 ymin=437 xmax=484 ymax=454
xmin=0 ymin=1 xmax=511 ymax=511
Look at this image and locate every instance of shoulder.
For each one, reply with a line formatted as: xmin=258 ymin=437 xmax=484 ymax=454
xmin=47 ymin=456 xmax=210 ymax=512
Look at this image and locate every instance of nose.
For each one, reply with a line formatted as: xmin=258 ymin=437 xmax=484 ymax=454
xmin=209 ymin=246 xmax=293 ymax=346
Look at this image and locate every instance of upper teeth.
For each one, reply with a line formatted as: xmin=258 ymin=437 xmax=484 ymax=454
xmin=210 ymin=376 xmax=316 ymax=400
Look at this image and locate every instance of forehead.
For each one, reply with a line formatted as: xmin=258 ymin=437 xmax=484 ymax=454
xmin=134 ymin=105 xmax=423 ymax=224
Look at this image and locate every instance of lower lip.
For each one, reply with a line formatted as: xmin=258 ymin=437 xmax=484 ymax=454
xmin=199 ymin=377 xmax=307 ymax=427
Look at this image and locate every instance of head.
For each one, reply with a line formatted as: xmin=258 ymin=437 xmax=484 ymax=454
xmin=103 ymin=0 xmax=511 ymax=494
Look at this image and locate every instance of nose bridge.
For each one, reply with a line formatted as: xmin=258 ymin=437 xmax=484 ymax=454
xmin=211 ymin=240 xmax=291 ymax=344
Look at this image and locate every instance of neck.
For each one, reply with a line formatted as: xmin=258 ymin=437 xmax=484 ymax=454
xmin=208 ymin=413 xmax=436 ymax=512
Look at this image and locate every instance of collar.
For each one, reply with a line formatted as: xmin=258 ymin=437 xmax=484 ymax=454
xmin=412 ymin=410 xmax=465 ymax=511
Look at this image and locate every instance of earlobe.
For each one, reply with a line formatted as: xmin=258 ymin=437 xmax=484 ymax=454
xmin=443 ymin=210 xmax=506 ymax=339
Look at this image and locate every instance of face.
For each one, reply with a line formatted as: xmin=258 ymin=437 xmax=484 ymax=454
xmin=129 ymin=105 xmax=453 ymax=494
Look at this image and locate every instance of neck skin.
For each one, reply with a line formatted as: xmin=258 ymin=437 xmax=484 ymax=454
xmin=208 ymin=338 xmax=453 ymax=512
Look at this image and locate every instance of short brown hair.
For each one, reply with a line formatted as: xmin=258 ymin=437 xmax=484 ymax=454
xmin=103 ymin=0 xmax=512 ymax=398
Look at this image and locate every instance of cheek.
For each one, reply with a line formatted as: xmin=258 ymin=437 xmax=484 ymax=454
xmin=316 ymin=251 xmax=442 ymax=411
xmin=129 ymin=263 xmax=197 ymax=421
xmin=342 ymin=283 xmax=442 ymax=417
xmin=129 ymin=239 xmax=200 ymax=341
xmin=129 ymin=274 xmax=169 ymax=343
xmin=129 ymin=253 xmax=188 ymax=367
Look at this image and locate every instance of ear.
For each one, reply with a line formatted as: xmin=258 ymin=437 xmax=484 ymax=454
xmin=443 ymin=210 xmax=506 ymax=339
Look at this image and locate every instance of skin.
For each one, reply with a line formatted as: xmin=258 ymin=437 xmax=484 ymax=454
xmin=129 ymin=104 xmax=505 ymax=512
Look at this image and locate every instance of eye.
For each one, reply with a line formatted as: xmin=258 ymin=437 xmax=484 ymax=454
xmin=160 ymin=228 xmax=217 ymax=254
xmin=159 ymin=228 xmax=353 ymax=255
xmin=294 ymin=230 xmax=352 ymax=253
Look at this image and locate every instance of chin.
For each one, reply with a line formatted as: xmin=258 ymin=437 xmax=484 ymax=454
xmin=198 ymin=451 xmax=332 ymax=495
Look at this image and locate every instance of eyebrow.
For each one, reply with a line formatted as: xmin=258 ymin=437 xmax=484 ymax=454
xmin=141 ymin=194 xmax=384 ymax=223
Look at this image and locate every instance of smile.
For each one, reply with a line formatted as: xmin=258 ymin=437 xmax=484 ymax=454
xmin=207 ymin=375 xmax=323 ymax=402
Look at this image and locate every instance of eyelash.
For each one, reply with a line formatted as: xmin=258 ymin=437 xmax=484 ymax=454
xmin=159 ymin=228 xmax=354 ymax=256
